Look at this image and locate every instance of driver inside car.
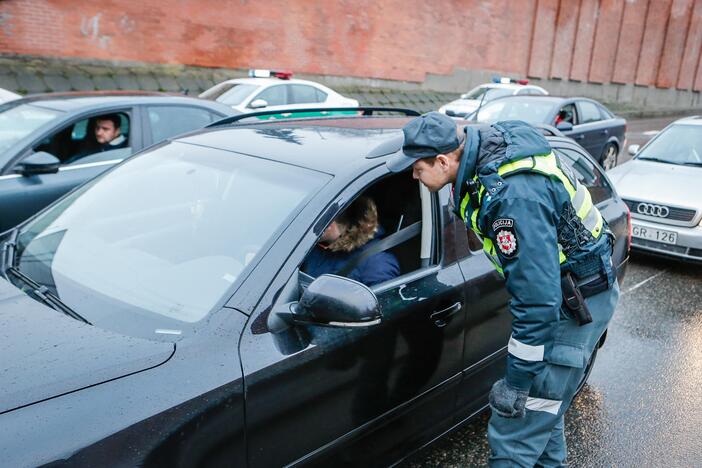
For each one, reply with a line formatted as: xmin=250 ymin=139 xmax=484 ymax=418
xmin=302 ymin=196 xmax=400 ymax=287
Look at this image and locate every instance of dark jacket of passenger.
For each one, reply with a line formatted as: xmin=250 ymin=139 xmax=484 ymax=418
xmin=303 ymin=227 xmax=400 ymax=287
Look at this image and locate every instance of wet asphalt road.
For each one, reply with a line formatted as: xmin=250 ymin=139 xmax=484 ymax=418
xmin=402 ymin=115 xmax=702 ymax=467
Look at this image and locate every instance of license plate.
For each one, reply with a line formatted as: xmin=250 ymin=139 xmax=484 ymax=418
xmin=632 ymin=224 xmax=678 ymax=244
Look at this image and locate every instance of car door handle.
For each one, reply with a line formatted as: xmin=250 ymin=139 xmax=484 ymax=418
xmin=600 ymin=129 xmax=608 ymax=135
xmin=574 ymin=134 xmax=585 ymax=140
xmin=430 ymin=302 xmax=462 ymax=328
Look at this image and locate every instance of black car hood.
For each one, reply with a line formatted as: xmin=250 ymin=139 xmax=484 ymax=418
xmin=0 ymin=278 xmax=175 ymax=414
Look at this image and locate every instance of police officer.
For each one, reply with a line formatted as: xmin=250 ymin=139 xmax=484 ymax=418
xmin=388 ymin=112 xmax=619 ymax=467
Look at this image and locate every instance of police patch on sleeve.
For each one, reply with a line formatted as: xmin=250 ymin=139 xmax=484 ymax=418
xmin=492 ymin=218 xmax=518 ymax=258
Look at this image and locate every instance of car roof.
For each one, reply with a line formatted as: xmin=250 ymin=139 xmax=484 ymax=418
xmin=173 ymin=116 xmax=564 ymax=175
xmin=9 ymin=91 xmax=234 ymax=113
xmin=217 ymin=77 xmax=327 ymax=88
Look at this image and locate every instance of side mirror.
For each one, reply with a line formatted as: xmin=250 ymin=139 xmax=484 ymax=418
xmin=628 ymin=144 xmax=640 ymax=156
xmin=556 ymin=122 xmax=574 ymax=131
xmin=15 ymin=152 xmax=60 ymax=176
xmin=268 ymin=275 xmax=382 ymax=332
xmin=248 ymin=99 xmax=268 ymax=109
xmin=460 ymin=93 xmax=469 ymax=99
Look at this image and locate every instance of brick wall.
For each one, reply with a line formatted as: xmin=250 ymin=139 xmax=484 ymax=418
xmin=1 ymin=0 xmax=702 ymax=92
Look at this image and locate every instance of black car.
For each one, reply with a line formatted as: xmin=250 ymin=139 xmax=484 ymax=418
xmin=0 ymin=91 xmax=235 ymax=232
xmin=0 ymin=110 xmax=629 ymax=467
xmin=469 ymin=96 xmax=626 ymax=170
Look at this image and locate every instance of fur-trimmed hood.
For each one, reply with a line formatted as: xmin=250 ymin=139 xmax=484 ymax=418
xmin=326 ymin=196 xmax=379 ymax=253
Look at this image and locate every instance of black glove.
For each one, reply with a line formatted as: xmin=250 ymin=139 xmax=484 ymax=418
xmin=489 ymin=378 xmax=528 ymax=418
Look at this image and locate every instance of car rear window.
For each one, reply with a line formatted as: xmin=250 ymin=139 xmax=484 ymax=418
xmin=554 ymin=146 xmax=613 ymax=205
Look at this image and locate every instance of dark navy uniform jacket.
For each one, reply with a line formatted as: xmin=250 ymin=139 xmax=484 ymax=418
xmin=455 ymin=121 xmax=615 ymax=392
xmin=303 ymin=228 xmax=401 ymax=287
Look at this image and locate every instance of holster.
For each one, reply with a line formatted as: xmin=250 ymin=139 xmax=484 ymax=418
xmin=561 ymin=271 xmax=592 ymax=326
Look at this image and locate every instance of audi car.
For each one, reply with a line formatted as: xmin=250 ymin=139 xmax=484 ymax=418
xmin=468 ymin=96 xmax=626 ymax=170
xmin=0 ymin=91 xmax=235 ymax=233
xmin=608 ymin=116 xmax=702 ymax=262
xmin=0 ymin=109 xmax=629 ymax=467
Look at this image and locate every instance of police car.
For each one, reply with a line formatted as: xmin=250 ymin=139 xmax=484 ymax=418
xmin=199 ymin=69 xmax=359 ymax=116
xmin=439 ymin=77 xmax=548 ymax=118
xmin=0 ymin=87 xmax=20 ymax=104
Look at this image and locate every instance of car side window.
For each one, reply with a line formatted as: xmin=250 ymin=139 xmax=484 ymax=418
xmin=554 ymin=146 xmax=613 ymax=204
xmin=289 ymin=85 xmax=325 ymax=104
xmin=578 ymin=101 xmax=602 ymax=124
xmin=251 ymin=85 xmax=287 ymax=107
xmin=299 ymin=172 xmax=436 ymax=291
xmin=555 ymin=103 xmax=578 ymax=126
xmin=598 ymin=105 xmax=614 ymax=120
xmin=147 ymin=106 xmax=219 ymax=143
xmin=31 ymin=111 xmax=131 ymax=166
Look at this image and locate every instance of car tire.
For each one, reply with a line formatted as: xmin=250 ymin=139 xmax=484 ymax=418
xmin=600 ymin=143 xmax=618 ymax=170
xmin=574 ymin=345 xmax=598 ymax=398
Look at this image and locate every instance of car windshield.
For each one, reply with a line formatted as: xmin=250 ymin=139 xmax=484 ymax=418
xmin=0 ymin=103 xmax=63 ymax=152
xmin=636 ymin=124 xmax=702 ymax=166
xmin=473 ymin=99 xmax=554 ymax=124
xmin=200 ymin=83 xmax=259 ymax=106
xmin=12 ymin=141 xmax=329 ymax=336
xmin=462 ymin=86 xmax=513 ymax=101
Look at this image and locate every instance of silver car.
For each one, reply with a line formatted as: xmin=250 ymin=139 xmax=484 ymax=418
xmin=607 ymin=116 xmax=702 ymax=262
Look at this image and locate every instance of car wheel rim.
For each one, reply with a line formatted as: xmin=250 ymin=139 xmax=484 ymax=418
xmin=603 ymin=145 xmax=616 ymax=170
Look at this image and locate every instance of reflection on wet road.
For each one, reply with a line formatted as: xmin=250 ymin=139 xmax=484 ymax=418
xmin=402 ymin=255 xmax=702 ymax=467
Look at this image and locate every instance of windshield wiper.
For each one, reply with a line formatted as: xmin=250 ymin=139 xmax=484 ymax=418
xmin=680 ymin=161 xmax=702 ymax=167
xmin=637 ymin=157 xmax=675 ymax=164
xmin=6 ymin=267 xmax=91 ymax=325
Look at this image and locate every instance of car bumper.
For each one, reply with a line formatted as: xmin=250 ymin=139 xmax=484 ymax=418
xmin=630 ymin=217 xmax=702 ymax=262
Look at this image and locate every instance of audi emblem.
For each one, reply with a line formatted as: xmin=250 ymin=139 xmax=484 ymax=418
xmin=636 ymin=203 xmax=670 ymax=218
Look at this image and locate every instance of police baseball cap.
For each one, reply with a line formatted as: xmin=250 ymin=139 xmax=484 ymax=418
xmin=387 ymin=111 xmax=464 ymax=172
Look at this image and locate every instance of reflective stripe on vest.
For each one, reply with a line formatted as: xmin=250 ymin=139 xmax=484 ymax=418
xmin=459 ymin=152 xmax=603 ymax=274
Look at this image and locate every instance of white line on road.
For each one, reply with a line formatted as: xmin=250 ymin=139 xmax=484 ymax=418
xmin=622 ymin=269 xmax=667 ymax=295
xmin=642 ymin=130 xmax=659 ymax=136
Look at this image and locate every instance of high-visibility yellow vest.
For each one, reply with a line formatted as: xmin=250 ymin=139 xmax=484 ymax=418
xmin=459 ymin=152 xmax=603 ymax=275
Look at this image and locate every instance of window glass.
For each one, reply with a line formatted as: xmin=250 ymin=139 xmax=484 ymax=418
xmin=475 ymin=99 xmax=554 ymax=123
xmin=578 ymin=101 xmax=602 ymax=124
xmin=148 ymin=106 xmax=218 ymax=142
xmin=14 ymin=142 xmax=329 ymax=331
xmin=599 ymin=105 xmax=614 ymax=120
xmin=635 ymin=123 xmax=702 ymax=165
xmin=290 ymin=85 xmax=325 ymax=104
xmin=251 ymin=85 xmax=287 ymax=107
xmin=554 ymin=104 xmax=577 ymax=126
xmin=315 ymin=88 xmax=328 ymax=102
xmin=0 ymin=103 xmax=63 ymax=153
xmin=300 ymin=173 xmax=429 ymax=289
xmin=463 ymin=86 xmax=513 ymax=101
xmin=32 ymin=112 xmax=130 ymax=165
xmin=201 ymin=83 xmax=258 ymax=106
xmin=554 ymin=147 xmax=612 ymax=204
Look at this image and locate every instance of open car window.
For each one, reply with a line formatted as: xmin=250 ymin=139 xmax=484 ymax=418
xmin=30 ymin=111 xmax=131 ymax=167
xmin=290 ymin=172 xmax=437 ymax=302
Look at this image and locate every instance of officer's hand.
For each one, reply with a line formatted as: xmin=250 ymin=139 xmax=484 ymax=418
xmin=489 ymin=378 xmax=527 ymax=418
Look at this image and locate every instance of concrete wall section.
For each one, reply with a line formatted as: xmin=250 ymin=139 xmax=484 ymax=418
xmin=549 ymin=0 xmax=580 ymax=79
xmin=588 ymin=0 xmax=625 ymax=84
xmin=612 ymin=0 xmax=649 ymax=84
xmin=657 ymin=0 xmax=694 ymax=88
